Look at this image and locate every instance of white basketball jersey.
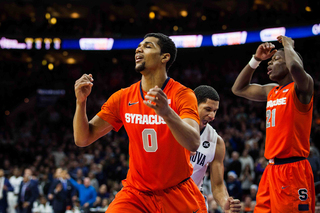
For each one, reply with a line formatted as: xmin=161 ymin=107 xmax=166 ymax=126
xmin=190 ymin=123 xmax=218 ymax=189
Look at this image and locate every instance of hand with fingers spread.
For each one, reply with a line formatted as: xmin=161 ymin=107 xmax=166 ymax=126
xmin=74 ymin=74 xmax=94 ymax=103
xmin=143 ymin=85 xmax=171 ymax=118
xmin=254 ymin=42 xmax=277 ymax=61
xmin=277 ymin=35 xmax=294 ymax=48
xmin=224 ymin=197 xmax=241 ymax=213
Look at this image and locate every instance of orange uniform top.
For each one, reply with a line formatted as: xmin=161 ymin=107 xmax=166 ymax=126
xmin=265 ymin=82 xmax=313 ymax=159
xmin=97 ymin=78 xmax=200 ymax=191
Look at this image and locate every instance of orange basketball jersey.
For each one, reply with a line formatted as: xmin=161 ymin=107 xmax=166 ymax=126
xmin=97 ymin=78 xmax=199 ymax=191
xmin=265 ymin=82 xmax=313 ymax=159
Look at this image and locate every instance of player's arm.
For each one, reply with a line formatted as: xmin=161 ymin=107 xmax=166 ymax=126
xmin=73 ymin=74 xmax=114 ymax=147
xmin=210 ymin=135 xmax=241 ymax=212
xmin=144 ymin=86 xmax=200 ymax=152
xmin=231 ymin=43 xmax=278 ymax=102
xmin=277 ymin=35 xmax=314 ymax=104
xmin=164 ymin=115 xmax=200 ymax=152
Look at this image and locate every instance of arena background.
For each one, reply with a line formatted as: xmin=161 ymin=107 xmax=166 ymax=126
xmin=1 ymin=0 xmax=320 ymax=212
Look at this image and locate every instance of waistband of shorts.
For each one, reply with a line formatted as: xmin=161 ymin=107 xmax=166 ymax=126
xmin=179 ymin=177 xmax=190 ymax=184
xmin=268 ymin=157 xmax=306 ymax=165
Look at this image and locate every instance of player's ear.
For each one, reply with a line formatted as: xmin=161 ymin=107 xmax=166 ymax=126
xmin=161 ymin=53 xmax=170 ymax=64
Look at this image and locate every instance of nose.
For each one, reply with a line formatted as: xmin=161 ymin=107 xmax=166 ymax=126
xmin=268 ymin=60 xmax=273 ymax=65
xmin=208 ymin=111 xmax=215 ymax=121
xmin=135 ymin=46 xmax=142 ymax=53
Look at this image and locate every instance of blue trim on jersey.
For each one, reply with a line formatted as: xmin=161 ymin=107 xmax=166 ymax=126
xmin=277 ymin=81 xmax=293 ymax=90
xmin=139 ymin=77 xmax=170 ymax=100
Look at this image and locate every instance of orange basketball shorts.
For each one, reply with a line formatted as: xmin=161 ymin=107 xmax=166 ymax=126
xmin=254 ymin=158 xmax=315 ymax=213
xmin=106 ymin=177 xmax=207 ymax=213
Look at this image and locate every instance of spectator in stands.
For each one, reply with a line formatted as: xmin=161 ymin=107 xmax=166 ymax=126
xmin=17 ymin=168 xmax=39 ymax=213
xmin=249 ymin=184 xmax=258 ymax=202
xmin=32 ymin=195 xmax=53 ymax=213
xmin=308 ymin=147 xmax=320 ymax=182
xmin=226 ymin=171 xmax=242 ymax=200
xmin=241 ymin=195 xmax=255 ymax=213
xmin=0 ymin=168 xmax=14 ymax=213
xmin=48 ymin=169 xmax=76 ymax=213
xmin=239 ymin=164 xmax=255 ymax=196
xmin=88 ymin=172 xmax=99 ymax=193
xmin=8 ymin=167 xmax=23 ymax=213
xmin=66 ymin=174 xmax=97 ymax=213
xmin=93 ymin=184 xmax=109 ymax=207
xmin=239 ymin=148 xmax=254 ymax=174
xmin=226 ymin=151 xmax=242 ymax=178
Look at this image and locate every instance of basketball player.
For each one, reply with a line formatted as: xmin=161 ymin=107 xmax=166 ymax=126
xmin=232 ymin=35 xmax=315 ymax=212
xmin=73 ymin=33 xmax=207 ymax=212
xmin=191 ymin=85 xmax=241 ymax=213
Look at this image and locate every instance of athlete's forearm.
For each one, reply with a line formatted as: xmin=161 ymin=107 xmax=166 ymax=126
xmin=283 ymin=45 xmax=310 ymax=90
xmin=231 ymin=64 xmax=255 ymax=96
xmin=73 ymin=100 xmax=91 ymax=147
xmin=162 ymin=108 xmax=200 ymax=152
xmin=283 ymin=45 xmax=304 ymax=71
xmin=212 ymin=184 xmax=229 ymax=210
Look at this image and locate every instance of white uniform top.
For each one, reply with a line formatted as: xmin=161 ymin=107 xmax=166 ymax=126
xmin=190 ymin=123 xmax=218 ymax=189
xmin=9 ymin=176 xmax=23 ymax=194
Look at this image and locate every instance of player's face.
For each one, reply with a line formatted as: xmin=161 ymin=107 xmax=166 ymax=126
xmin=198 ymin=98 xmax=219 ymax=130
xmin=267 ymin=50 xmax=288 ymax=81
xmin=135 ymin=37 xmax=162 ymax=73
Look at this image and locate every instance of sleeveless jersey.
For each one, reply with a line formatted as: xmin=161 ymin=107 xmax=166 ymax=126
xmin=97 ymin=78 xmax=200 ymax=191
xmin=190 ymin=123 xmax=218 ymax=188
xmin=265 ymin=82 xmax=313 ymax=159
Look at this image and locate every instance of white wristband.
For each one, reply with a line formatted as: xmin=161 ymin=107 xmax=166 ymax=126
xmin=248 ymin=55 xmax=261 ymax=69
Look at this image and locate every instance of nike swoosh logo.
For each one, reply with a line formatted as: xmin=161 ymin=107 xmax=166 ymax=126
xmin=282 ymin=185 xmax=289 ymax=189
xmin=128 ymin=101 xmax=139 ymax=106
xmin=193 ymin=209 xmax=199 ymax=213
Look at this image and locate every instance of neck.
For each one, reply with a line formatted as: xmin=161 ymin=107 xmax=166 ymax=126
xmin=277 ymin=74 xmax=293 ymax=86
xmin=141 ymin=69 xmax=168 ymax=92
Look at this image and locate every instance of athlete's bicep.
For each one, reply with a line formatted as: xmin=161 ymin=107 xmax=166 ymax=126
xmin=234 ymin=83 xmax=277 ymax=102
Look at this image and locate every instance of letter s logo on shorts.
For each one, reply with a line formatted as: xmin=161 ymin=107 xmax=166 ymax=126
xmin=298 ymin=188 xmax=308 ymax=201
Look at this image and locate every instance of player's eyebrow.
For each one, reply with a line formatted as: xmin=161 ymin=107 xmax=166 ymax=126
xmin=138 ymin=41 xmax=156 ymax=47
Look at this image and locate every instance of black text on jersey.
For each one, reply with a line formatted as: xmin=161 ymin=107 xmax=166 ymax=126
xmin=190 ymin=151 xmax=206 ymax=166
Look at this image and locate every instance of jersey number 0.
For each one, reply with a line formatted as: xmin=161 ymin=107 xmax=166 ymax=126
xmin=142 ymin=129 xmax=158 ymax=152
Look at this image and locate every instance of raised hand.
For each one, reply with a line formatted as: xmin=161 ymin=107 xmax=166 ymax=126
xmin=55 ymin=183 xmax=63 ymax=192
xmin=144 ymin=86 xmax=170 ymax=118
xmin=74 ymin=74 xmax=94 ymax=103
xmin=254 ymin=42 xmax=277 ymax=61
xmin=277 ymin=35 xmax=294 ymax=48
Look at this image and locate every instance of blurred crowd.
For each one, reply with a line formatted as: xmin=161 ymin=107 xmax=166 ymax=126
xmin=1 ymin=38 xmax=320 ymax=212
xmin=0 ymin=1 xmax=319 ymax=38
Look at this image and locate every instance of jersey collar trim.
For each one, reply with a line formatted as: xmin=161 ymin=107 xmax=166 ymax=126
xmin=200 ymin=126 xmax=206 ymax=136
xmin=140 ymin=77 xmax=171 ymax=100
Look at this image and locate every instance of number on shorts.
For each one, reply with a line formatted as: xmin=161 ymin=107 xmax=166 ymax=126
xmin=266 ymin=109 xmax=276 ymax=128
xmin=142 ymin=129 xmax=158 ymax=152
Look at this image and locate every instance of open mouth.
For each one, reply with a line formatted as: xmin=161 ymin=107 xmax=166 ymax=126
xmin=135 ymin=55 xmax=143 ymax=63
xmin=267 ymin=67 xmax=272 ymax=75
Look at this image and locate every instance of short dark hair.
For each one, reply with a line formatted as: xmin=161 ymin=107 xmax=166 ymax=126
xmin=144 ymin=33 xmax=177 ymax=71
xmin=278 ymin=48 xmax=303 ymax=63
xmin=194 ymin=85 xmax=220 ymax=105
